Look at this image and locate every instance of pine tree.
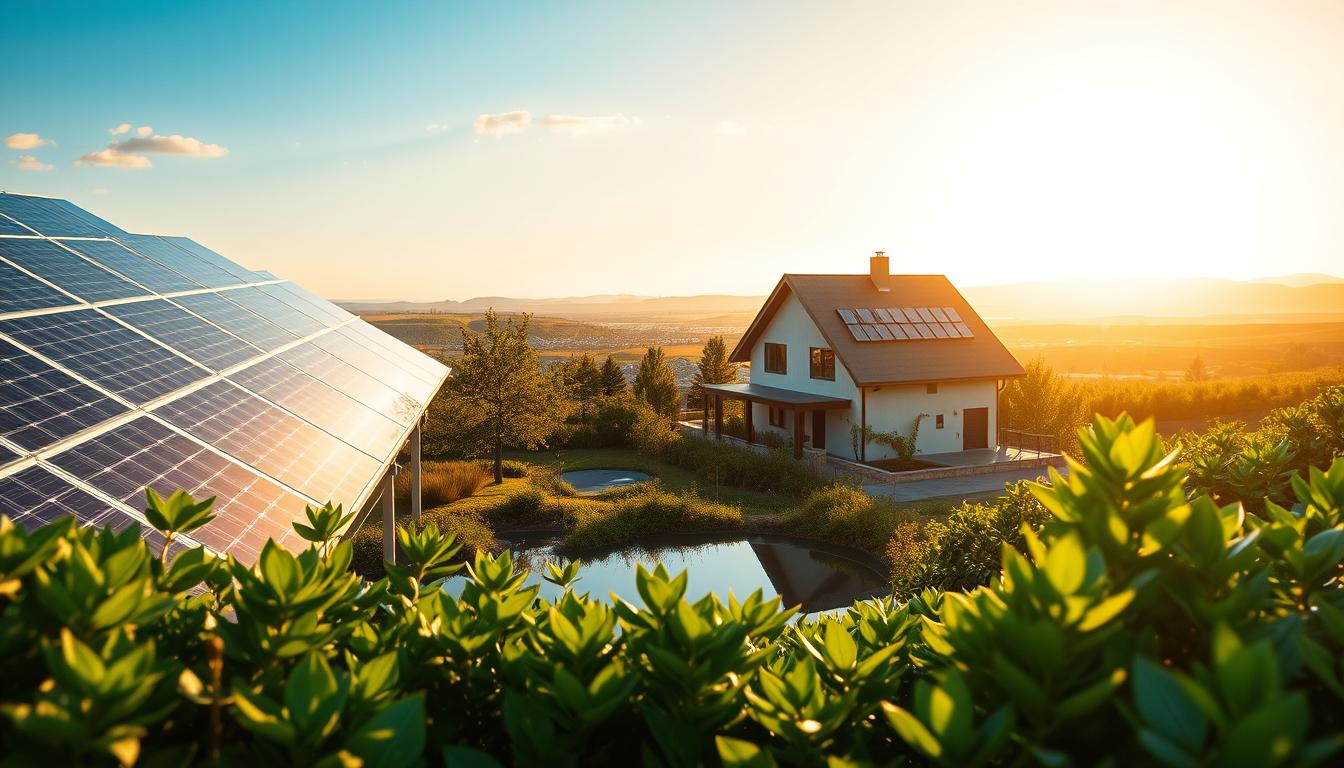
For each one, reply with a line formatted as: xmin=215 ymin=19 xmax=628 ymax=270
xmin=559 ymin=353 xmax=603 ymax=418
xmin=689 ymin=335 xmax=738 ymax=408
xmin=600 ymin=355 xmax=627 ymax=396
xmin=447 ymin=309 xmax=561 ymax=483
xmin=633 ymin=346 xmax=680 ymax=419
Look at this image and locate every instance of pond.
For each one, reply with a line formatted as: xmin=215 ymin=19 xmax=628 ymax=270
xmin=444 ymin=533 xmax=890 ymax=614
xmin=561 ymin=469 xmax=653 ymax=494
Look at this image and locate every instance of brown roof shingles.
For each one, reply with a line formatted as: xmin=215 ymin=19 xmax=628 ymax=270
xmin=730 ymin=274 xmax=1024 ymax=386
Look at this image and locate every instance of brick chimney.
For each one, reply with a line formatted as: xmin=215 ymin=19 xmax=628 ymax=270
xmin=870 ymin=250 xmax=890 ymax=292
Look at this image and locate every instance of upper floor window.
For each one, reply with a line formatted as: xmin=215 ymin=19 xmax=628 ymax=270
xmin=764 ymin=343 xmax=787 ymax=374
xmin=809 ymin=347 xmax=835 ymax=380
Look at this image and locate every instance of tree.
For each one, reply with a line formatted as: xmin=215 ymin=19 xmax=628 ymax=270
xmin=600 ymin=355 xmax=626 ymax=396
xmin=446 ymin=309 xmax=561 ymax=483
xmin=554 ymin=353 xmax=603 ymax=419
xmin=689 ymin=335 xmax=738 ymax=409
xmin=1185 ymin=354 xmax=1209 ymax=382
xmin=633 ymin=346 xmax=681 ymax=419
xmin=999 ymin=358 xmax=1088 ymax=454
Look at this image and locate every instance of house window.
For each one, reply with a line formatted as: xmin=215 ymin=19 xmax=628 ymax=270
xmin=926 ymin=383 xmax=938 ymax=394
xmin=764 ymin=343 xmax=787 ymax=374
xmin=809 ymin=347 xmax=835 ymax=380
xmin=769 ymin=406 xmax=785 ymax=427
xmin=936 ymin=414 xmax=944 ymax=429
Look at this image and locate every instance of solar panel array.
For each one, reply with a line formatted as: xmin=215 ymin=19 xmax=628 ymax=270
xmin=0 ymin=193 xmax=448 ymax=562
xmin=837 ymin=306 xmax=975 ymax=342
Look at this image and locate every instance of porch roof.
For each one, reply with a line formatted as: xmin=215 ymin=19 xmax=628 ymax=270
xmin=700 ymin=382 xmax=852 ymax=410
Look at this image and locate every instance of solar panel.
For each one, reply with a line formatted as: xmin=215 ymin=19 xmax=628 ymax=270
xmin=117 ymin=235 xmax=245 ymax=288
xmin=0 ymin=465 xmax=137 ymax=531
xmin=0 ymin=193 xmax=448 ymax=564
xmin=0 ymin=310 xmax=208 ymax=404
xmin=844 ymin=306 xmax=976 ymax=342
xmin=944 ymin=307 xmax=962 ymax=322
xmin=856 ymin=308 xmax=877 ymax=324
xmin=103 ymin=299 xmax=262 ymax=371
xmin=171 ymin=292 xmax=298 ymax=351
xmin=0 ymin=259 xmax=77 ymax=313
xmin=228 ymin=357 xmax=406 ymax=458
xmin=48 ymin=416 xmax=312 ymax=559
xmin=154 ymin=381 xmax=381 ymax=508
xmin=0 ymin=214 xmax=34 ymax=236
xmin=58 ymin=238 xmax=204 ymax=293
xmin=0 ymin=194 xmax=125 ymax=238
xmin=0 ymin=339 xmax=128 ymax=451
xmin=0 ymin=238 xmax=149 ymax=302
xmin=955 ymin=322 xmax=974 ymax=338
xmin=837 ymin=308 xmax=858 ymax=324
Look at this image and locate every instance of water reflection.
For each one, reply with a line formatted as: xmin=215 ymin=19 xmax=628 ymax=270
xmin=444 ymin=533 xmax=889 ymax=614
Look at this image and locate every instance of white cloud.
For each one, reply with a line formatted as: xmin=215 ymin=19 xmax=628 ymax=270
xmin=5 ymin=132 xmax=54 ymax=150
xmin=542 ymin=114 xmax=639 ymax=136
xmin=136 ymin=125 xmax=153 ymax=137
xmin=76 ymin=133 xmax=229 ymax=169
xmin=473 ymin=110 xmax=531 ymax=136
xmin=713 ymin=120 xmax=748 ymax=136
xmin=110 ymin=123 xmax=131 ymax=135
xmin=11 ymin=155 xmax=53 ymax=172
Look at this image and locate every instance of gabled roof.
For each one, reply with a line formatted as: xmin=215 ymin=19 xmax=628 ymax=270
xmin=729 ymin=273 xmax=1024 ymax=386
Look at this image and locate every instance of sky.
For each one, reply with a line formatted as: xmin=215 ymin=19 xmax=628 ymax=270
xmin=4 ymin=0 xmax=1343 ymax=301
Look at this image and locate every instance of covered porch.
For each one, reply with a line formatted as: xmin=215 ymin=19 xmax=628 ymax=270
xmin=698 ymin=382 xmax=851 ymax=459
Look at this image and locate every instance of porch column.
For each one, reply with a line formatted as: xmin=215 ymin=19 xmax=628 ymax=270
xmin=744 ymin=399 xmax=754 ymax=444
xmin=381 ymin=469 xmax=396 ymax=565
xmin=714 ymin=394 xmax=723 ymax=439
xmin=410 ymin=423 xmax=422 ymax=524
xmin=793 ymin=410 xmax=804 ymax=459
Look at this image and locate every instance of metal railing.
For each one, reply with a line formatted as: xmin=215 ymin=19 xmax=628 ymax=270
xmin=998 ymin=427 xmax=1059 ymax=455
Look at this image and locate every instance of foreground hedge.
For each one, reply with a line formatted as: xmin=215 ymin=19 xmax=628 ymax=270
xmin=2 ymin=414 xmax=1344 ymax=766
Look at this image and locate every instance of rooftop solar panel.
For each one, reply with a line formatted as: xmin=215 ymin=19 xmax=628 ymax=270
xmin=0 ymin=193 xmax=448 ymax=563
xmin=0 ymin=194 xmax=126 ymax=238
xmin=103 ymin=299 xmax=263 ymax=371
xmin=0 ymin=238 xmax=149 ymax=302
xmin=0 ymin=339 xmax=128 ymax=451
xmin=944 ymin=307 xmax=962 ymax=322
xmin=171 ymin=292 xmax=297 ymax=351
xmin=48 ymin=416 xmax=311 ymax=561
xmin=0 ymin=309 xmax=208 ymax=405
xmin=954 ymin=322 xmax=974 ymax=338
xmin=0 ymin=259 xmax=77 ymax=314
xmin=837 ymin=308 xmax=858 ymax=324
xmin=58 ymin=238 xmax=204 ymax=293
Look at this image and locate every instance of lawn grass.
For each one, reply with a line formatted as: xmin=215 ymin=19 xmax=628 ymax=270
xmin=503 ymin=447 xmax=795 ymax=517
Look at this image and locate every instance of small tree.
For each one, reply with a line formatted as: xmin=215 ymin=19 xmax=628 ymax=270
xmin=447 ymin=309 xmax=560 ymax=483
xmin=633 ymin=346 xmax=681 ymax=420
xmin=1185 ymin=354 xmax=1209 ymax=382
xmin=555 ymin=353 xmax=603 ymax=419
xmin=689 ymin=335 xmax=738 ymax=409
xmin=600 ymin=355 xmax=626 ymax=396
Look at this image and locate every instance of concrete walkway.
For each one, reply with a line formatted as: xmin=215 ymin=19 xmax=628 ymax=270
xmin=864 ymin=464 xmax=1068 ymax=503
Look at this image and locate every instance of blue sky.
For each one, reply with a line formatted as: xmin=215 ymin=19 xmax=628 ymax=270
xmin=5 ymin=1 xmax=1344 ymax=300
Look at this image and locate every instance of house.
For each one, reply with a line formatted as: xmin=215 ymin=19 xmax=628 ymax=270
xmin=699 ymin=253 xmax=1025 ymax=462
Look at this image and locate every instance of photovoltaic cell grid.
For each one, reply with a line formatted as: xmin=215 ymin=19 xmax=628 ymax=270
xmin=0 ymin=193 xmax=448 ymax=563
xmin=837 ymin=306 xmax=975 ymax=342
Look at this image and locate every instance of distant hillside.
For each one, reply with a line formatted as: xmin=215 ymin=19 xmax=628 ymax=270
xmin=339 ymin=275 xmax=1344 ymax=324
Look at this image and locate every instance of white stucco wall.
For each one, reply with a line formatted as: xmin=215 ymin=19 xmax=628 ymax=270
xmin=745 ymin=292 xmax=1000 ymax=460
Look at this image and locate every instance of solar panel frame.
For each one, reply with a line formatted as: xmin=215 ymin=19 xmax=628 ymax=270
xmin=0 ymin=214 xmax=35 ymax=236
xmin=0 ymin=309 xmax=209 ymax=405
xmin=0 ymin=238 xmax=150 ymax=302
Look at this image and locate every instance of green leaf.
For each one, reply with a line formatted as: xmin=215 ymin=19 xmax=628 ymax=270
xmin=346 ymin=695 xmax=426 ymax=768
xmin=882 ymin=702 xmax=942 ymax=758
xmin=715 ymin=735 xmax=778 ymax=767
xmin=1132 ymin=657 xmax=1207 ymax=752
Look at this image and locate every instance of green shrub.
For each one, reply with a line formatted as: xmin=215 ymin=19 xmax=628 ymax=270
xmin=782 ymin=484 xmax=921 ymax=551
xmin=559 ymin=486 xmax=743 ymax=551
xmin=658 ymin=435 xmax=825 ymax=497
xmin=5 ymin=412 xmax=1344 ymax=765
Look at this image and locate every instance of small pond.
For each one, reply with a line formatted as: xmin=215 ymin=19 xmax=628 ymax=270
xmin=444 ymin=533 xmax=889 ymax=614
xmin=562 ymin=469 xmax=653 ymax=495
